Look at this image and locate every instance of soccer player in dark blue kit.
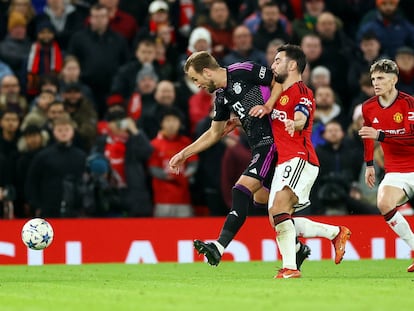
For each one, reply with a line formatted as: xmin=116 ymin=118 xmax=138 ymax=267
xmin=169 ymin=51 xmax=344 ymax=270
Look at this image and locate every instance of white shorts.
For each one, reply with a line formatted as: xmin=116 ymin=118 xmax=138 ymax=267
xmin=380 ymin=172 xmax=414 ymax=206
xmin=268 ymin=157 xmax=319 ymax=212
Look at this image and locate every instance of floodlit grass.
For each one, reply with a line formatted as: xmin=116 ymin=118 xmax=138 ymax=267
xmin=0 ymin=260 xmax=413 ymax=311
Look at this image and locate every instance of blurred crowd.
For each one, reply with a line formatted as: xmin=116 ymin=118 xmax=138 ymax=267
xmin=0 ymin=0 xmax=413 ymax=219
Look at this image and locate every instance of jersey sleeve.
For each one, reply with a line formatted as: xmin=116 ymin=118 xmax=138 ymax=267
xmin=212 ymin=91 xmax=231 ymax=122
xmin=247 ymin=63 xmax=274 ymax=86
xmin=362 ymin=106 xmax=375 ymax=165
xmin=378 ymin=131 xmax=414 ymax=145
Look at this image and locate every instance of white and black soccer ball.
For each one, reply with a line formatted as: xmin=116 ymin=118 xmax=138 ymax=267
xmin=21 ymin=218 xmax=54 ymax=250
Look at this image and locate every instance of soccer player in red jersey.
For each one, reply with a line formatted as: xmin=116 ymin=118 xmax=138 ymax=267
xmin=171 ymin=51 xmax=350 ymax=275
xmin=251 ymin=44 xmax=351 ymax=279
xmin=359 ymin=59 xmax=414 ymax=273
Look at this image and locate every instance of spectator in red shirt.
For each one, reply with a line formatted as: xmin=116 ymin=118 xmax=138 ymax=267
xmin=98 ymin=0 xmax=137 ymax=45
xmin=148 ymin=107 xmax=198 ymax=217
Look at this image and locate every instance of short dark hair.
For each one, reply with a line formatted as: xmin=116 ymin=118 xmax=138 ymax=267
xmin=361 ymin=31 xmax=379 ymax=42
xmin=370 ymin=58 xmax=399 ymax=76
xmin=90 ymin=3 xmax=108 ymax=12
xmin=184 ymin=51 xmax=220 ymax=74
xmin=277 ymin=44 xmax=307 ymax=74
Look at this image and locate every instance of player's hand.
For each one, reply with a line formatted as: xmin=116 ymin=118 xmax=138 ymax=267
xmin=359 ymin=126 xmax=378 ymax=140
xmin=222 ymin=117 xmax=240 ymax=137
xmin=284 ymin=119 xmax=295 ymax=137
xmin=169 ymin=152 xmax=185 ymax=174
xmin=365 ymin=166 xmax=376 ymax=188
xmin=249 ymin=105 xmax=271 ymax=118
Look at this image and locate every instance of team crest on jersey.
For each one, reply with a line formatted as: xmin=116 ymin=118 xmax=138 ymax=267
xmin=233 ymin=82 xmax=242 ymax=94
xmin=393 ymin=112 xmax=403 ymax=123
xmin=279 ymin=95 xmax=289 ymax=106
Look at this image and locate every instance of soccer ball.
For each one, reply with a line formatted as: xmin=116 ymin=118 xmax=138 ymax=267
xmin=21 ymin=218 xmax=54 ymax=250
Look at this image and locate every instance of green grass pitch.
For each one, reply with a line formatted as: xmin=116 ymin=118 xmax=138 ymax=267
xmin=0 ymin=259 xmax=413 ymax=311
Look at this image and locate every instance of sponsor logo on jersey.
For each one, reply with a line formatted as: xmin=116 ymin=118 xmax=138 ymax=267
xmin=232 ymin=101 xmax=246 ymax=119
xmin=259 ymin=66 xmax=266 ymax=79
xmin=233 ymin=82 xmax=242 ymax=94
xmin=279 ymin=95 xmax=289 ymax=106
xmin=408 ymin=111 xmax=414 ymax=121
xmin=393 ymin=112 xmax=403 ymax=123
xmin=378 ymin=128 xmax=406 ymax=135
xmin=271 ymin=109 xmax=288 ymax=121
xmin=373 ymin=117 xmax=379 ymax=123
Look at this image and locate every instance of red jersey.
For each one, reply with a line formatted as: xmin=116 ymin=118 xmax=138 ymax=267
xmin=148 ymin=133 xmax=198 ymax=204
xmin=362 ymin=91 xmax=414 ymax=173
xmin=270 ymin=81 xmax=319 ymax=166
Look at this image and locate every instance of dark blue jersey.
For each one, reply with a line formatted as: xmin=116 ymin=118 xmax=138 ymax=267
xmin=213 ymin=62 xmax=274 ymax=149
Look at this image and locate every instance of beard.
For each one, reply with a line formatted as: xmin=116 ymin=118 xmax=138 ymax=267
xmin=206 ymin=80 xmax=217 ymax=93
xmin=274 ymin=72 xmax=288 ymax=84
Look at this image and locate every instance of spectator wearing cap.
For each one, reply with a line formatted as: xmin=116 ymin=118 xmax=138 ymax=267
xmin=395 ymin=46 xmax=414 ymax=95
xmin=0 ymin=61 xmax=13 ymax=83
xmin=33 ymin=0 xmax=84 ymax=51
xmin=61 ymin=82 xmax=97 ymax=152
xmin=25 ymin=114 xmax=87 ymax=217
xmin=148 ymin=106 xmax=198 ymax=217
xmin=0 ymin=0 xmax=37 ymax=41
xmin=98 ymin=0 xmax=137 ymax=46
xmin=134 ymin=0 xmax=175 ymax=48
xmin=15 ymin=124 xmax=49 ymax=217
xmin=21 ymin=89 xmax=55 ymax=131
xmin=92 ymin=105 xmax=154 ymax=217
xmin=357 ymin=0 xmax=414 ymax=58
xmin=22 ymin=19 xmax=63 ymax=99
xmin=67 ymin=3 xmax=129 ymax=119
xmin=109 ymin=38 xmax=161 ymax=105
xmin=121 ymin=63 xmax=160 ymax=125
xmin=0 ymin=10 xmax=32 ymax=75
xmin=0 ymin=74 xmax=28 ymax=118
xmin=177 ymin=26 xmax=212 ymax=80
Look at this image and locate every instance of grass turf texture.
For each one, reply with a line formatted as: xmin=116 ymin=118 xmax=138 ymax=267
xmin=0 ymin=260 xmax=413 ymax=311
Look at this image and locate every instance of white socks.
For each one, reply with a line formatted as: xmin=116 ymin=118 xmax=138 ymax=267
xmin=293 ymin=217 xmax=340 ymax=240
xmin=275 ymin=219 xmax=297 ymax=270
xmin=386 ymin=211 xmax=414 ymax=250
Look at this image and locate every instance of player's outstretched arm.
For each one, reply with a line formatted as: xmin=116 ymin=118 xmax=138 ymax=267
xmin=249 ymin=83 xmax=282 ymax=118
xmin=285 ymin=111 xmax=308 ymax=137
xmin=359 ymin=126 xmax=414 ymax=145
xmin=169 ymin=120 xmax=226 ymax=173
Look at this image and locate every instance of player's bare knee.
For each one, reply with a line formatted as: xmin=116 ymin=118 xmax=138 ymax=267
xmin=377 ymin=199 xmax=396 ymax=215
